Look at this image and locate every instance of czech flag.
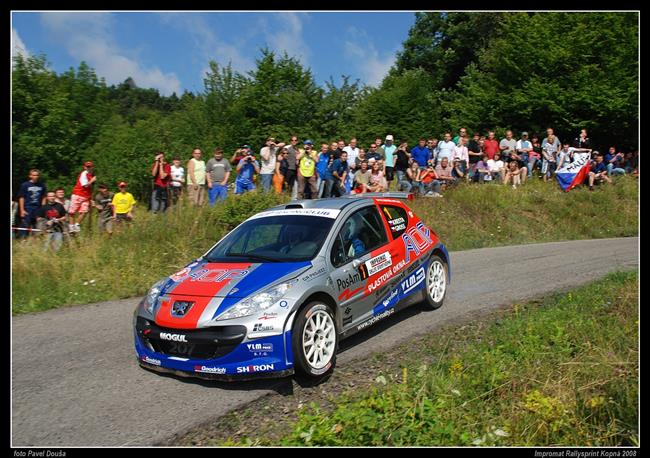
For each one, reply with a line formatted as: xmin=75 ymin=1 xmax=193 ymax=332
xmin=556 ymin=152 xmax=592 ymax=192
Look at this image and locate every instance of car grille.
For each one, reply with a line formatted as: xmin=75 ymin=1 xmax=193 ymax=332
xmin=136 ymin=317 xmax=246 ymax=360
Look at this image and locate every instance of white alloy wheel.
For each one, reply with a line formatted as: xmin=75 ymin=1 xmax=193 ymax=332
xmin=428 ymin=259 xmax=447 ymax=303
xmin=302 ymin=309 xmax=336 ymax=370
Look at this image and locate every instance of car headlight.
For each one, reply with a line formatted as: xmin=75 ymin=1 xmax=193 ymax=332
xmin=216 ymin=280 xmax=297 ymax=321
xmin=144 ymin=279 xmax=167 ymax=315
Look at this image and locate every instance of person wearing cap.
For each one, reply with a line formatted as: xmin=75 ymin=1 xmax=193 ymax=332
xmin=93 ymin=183 xmax=114 ymax=235
xmin=151 ymin=152 xmax=171 ymax=214
xmin=235 ymin=147 xmax=260 ymax=195
xmin=230 ymin=146 xmax=248 ymax=166
xmin=514 ymin=132 xmax=533 ymax=179
xmin=187 ymin=148 xmax=207 ymax=206
xmin=296 ymin=140 xmax=318 ymax=199
xmin=206 ymin=148 xmax=232 ymax=205
xmin=383 ymin=135 xmax=397 ymax=189
xmin=260 ymin=137 xmax=285 ymax=193
xmin=112 ymin=182 xmax=136 ymax=224
xmin=68 ymin=161 xmax=96 ymax=233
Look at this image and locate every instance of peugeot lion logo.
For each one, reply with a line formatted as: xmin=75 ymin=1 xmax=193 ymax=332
xmin=171 ymin=301 xmax=194 ymax=317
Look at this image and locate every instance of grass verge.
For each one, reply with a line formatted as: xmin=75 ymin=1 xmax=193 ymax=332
xmin=182 ymin=271 xmax=638 ymax=446
xmin=12 ymin=176 xmax=638 ymax=314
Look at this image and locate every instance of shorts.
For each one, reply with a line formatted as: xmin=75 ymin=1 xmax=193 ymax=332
xmin=68 ymin=194 xmax=90 ymax=214
xmin=385 ymin=166 xmax=394 ymax=181
xmin=115 ymin=213 xmax=132 ymax=223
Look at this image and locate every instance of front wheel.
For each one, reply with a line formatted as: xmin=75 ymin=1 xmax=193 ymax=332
xmin=292 ymin=302 xmax=338 ymax=378
xmin=423 ymin=255 xmax=448 ymax=309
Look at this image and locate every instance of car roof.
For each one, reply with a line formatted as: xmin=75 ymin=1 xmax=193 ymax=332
xmin=267 ymin=198 xmax=364 ymax=212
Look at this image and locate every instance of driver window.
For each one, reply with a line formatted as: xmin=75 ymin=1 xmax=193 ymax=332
xmin=330 ymin=206 xmax=388 ymax=267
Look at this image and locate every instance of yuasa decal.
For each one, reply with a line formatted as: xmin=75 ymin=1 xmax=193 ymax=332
xmin=252 ymin=323 xmax=275 ymax=333
xmin=401 ymin=267 xmax=426 ymax=295
xmin=364 ymin=252 xmax=392 ymax=276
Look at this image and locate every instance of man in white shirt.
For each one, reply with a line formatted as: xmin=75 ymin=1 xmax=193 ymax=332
xmin=487 ymin=152 xmax=505 ymax=182
xmin=436 ymin=132 xmax=457 ymax=165
xmin=259 ymin=137 xmax=285 ymax=193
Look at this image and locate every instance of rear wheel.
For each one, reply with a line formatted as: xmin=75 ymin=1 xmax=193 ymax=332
xmin=292 ymin=302 xmax=338 ymax=378
xmin=423 ymin=255 xmax=448 ymax=309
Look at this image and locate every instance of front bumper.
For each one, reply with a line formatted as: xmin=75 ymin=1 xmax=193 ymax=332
xmin=134 ymin=316 xmax=295 ymax=381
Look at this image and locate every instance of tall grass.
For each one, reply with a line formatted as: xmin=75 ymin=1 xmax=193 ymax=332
xmin=12 ymin=176 xmax=638 ymax=314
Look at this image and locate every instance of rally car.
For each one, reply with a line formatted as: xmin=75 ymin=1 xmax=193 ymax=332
xmin=134 ymin=193 xmax=450 ymax=380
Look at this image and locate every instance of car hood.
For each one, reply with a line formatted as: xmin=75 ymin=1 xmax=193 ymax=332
xmin=160 ymin=260 xmax=312 ymax=299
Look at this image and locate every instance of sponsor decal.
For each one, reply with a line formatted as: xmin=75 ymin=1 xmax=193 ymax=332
xmin=344 ymin=307 xmax=351 ymax=315
xmin=336 ymin=271 xmax=363 ymax=291
xmin=401 ymin=267 xmax=426 ymax=295
xmin=252 ymin=323 xmax=275 ymax=332
xmin=171 ymin=301 xmax=194 ymax=317
xmin=194 ymin=365 xmax=227 ymax=374
xmin=381 ymin=288 xmax=400 ymax=309
xmin=402 ymin=222 xmax=434 ymax=264
xmin=170 ymin=267 xmax=192 ymax=282
xmin=357 ymin=308 xmax=395 ymax=331
xmin=249 ymin=208 xmax=341 ymax=220
xmin=159 ymin=332 xmax=188 ymax=342
xmin=367 ymin=269 xmax=394 ymax=293
xmin=364 ymin=252 xmax=392 ymax=277
xmin=375 ymin=198 xmax=402 ymax=205
xmin=246 ymin=343 xmax=274 ymax=352
xmin=342 ymin=315 xmax=353 ymax=326
xmin=236 ymin=364 xmax=276 ymax=373
xmin=301 ymin=267 xmax=327 ymax=282
xmin=279 ymin=300 xmax=289 ymax=308
xmin=338 ymin=285 xmax=364 ymax=302
xmin=387 ymin=216 xmax=406 ymax=233
xmin=258 ymin=312 xmax=278 ymax=321
xmin=141 ymin=356 xmax=161 ymax=366
xmin=190 ymin=269 xmax=249 ymax=283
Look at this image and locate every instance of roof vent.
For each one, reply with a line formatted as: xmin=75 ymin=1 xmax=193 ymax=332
xmin=284 ymin=204 xmax=304 ymax=209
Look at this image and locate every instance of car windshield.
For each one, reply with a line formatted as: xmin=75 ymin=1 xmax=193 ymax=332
xmin=205 ymin=215 xmax=335 ymax=263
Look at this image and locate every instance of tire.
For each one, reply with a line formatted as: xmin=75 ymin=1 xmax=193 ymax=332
xmin=292 ymin=301 xmax=338 ymax=378
xmin=423 ymin=255 xmax=448 ymax=310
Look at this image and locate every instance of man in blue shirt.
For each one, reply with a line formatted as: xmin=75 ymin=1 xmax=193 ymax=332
xmin=17 ymin=169 xmax=47 ymax=238
xmin=411 ymin=138 xmax=432 ymax=169
xmin=586 ymin=153 xmax=612 ymax=191
xmin=325 ymin=151 xmax=349 ymax=197
xmin=235 ymin=148 xmax=260 ymax=194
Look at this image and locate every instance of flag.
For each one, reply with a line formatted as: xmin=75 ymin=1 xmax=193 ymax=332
xmin=556 ymin=152 xmax=591 ymax=192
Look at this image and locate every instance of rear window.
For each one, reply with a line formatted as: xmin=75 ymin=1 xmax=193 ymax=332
xmin=380 ymin=205 xmax=409 ymax=239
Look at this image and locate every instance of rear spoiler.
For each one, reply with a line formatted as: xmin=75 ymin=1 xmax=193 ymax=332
xmin=341 ymin=192 xmax=414 ymax=201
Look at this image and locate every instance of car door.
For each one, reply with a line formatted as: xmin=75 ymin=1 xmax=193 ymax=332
xmin=328 ymin=205 xmax=390 ymax=330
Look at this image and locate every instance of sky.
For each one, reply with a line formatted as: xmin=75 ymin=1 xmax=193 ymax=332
xmin=11 ymin=11 xmax=417 ymax=96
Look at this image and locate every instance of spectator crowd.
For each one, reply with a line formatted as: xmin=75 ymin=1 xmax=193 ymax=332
xmin=12 ymin=127 xmax=639 ymax=250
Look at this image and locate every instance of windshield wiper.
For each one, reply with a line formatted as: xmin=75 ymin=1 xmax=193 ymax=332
xmin=225 ymin=252 xmax=281 ymax=263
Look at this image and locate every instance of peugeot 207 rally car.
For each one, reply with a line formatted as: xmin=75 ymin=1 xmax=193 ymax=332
xmin=134 ymin=193 xmax=450 ymax=380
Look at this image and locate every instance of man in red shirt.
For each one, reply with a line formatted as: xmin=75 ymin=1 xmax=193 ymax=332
xmin=68 ymin=161 xmax=96 ymax=233
xmin=483 ymin=131 xmax=500 ymax=160
xmin=151 ymin=152 xmax=171 ymax=213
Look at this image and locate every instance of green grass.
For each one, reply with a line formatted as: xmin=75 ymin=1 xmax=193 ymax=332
xmin=223 ymin=271 xmax=639 ymax=446
xmin=11 ymin=176 xmax=638 ymax=314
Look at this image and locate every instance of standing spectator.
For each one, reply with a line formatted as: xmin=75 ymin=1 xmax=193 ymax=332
xmin=557 ymin=143 xmax=592 ymax=170
xmin=452 ymin=137 xmax=469 ymax=178
xmin=411 ymin=138 xmax=432 ymax=169
xmin=150 ymin=152 xmax=170 ymax=213
xmin=528 ymin=135 xmax=543 ymax=177
xmin=514 ymin=132 xmax=533 ymax=171
xmin=394 ymin=144 xmax=411 ymax=192
xmin=435 ymin=157 xmax=457 ymax=188
xmin=406 ymin=161 xmax=424 ymax=195
xmin=483 ymin=131 xmax=500 ymax=160
xmin=187 ymin=148 xmax=207 ymax=206
xmin=93 ymin=184 xmax=114 ymax=236
xmin=35 ymin=191 xmax=67 ymax=251
xmin=169 ymin=156 xmax=185 ymax=206
xmin=353 ymin=161 xmax=372 ymax=193
xmin=437 ymin=132 xmax=457 ymax=165
xmin=260 ymin=137 xmax=285 ymax=193
xmin=374 ymin=137 xmax=386 ymax=161
xmin=586 ymin=153 xmax=612 ymax=190
xmin=343 ymin=138 xmax=360 ymax=171
xmin=368 ymin=161 xmax=388 ymax=192
xmin=230 ymin=147 xmax=247 ymax=166
xmin=16 ymin=169 xmax=46 ymax=239
xmin=206 ymin=148 xmax=232 ymax=205
xmin=573 ymin=129 xmax=592 ymax=149
xmin=274 ymin=148 xmax=289 ymax=194
xmin=604 ymin=147 xmax=626 ymax=176
xmin=325 ymin=151 xmax=349 ymax=197
xmin=499 ymin=130 xmax=517 ymax=163
xmin=285 ymin=136 xmax=301 ymax=199
xmin=420 ymin=165 xmax=442 ymax=197
xmin=112 ymin=182 xmax=136 ymax=224
xmin=54 ymin=187 xmax=71 ymax=238
xmin=316 ymin=143 xmax=332 ymax=198
xmin=297 ymin=140 xmax=318 ymax=199
xmin=235 ymin=149 xmax=260 ymax=195
xmin=541 ymin=133 xmax=561 ymax=182
xmin=504 ymin=161 xmax=523 ymax=189
xmin=487 ymin=153 xmax=505 ymax=183
xmin=383 ymin=135 xmax=397 ymax=189
xmin=467 ymin=132 xmax=483 ymax=181
xmin=546 ymin=127 xmax=561 ymax=145
xmin=452 ymin=127 xmax=468 ymax=146
xmin=366 ymin=143 xmax=382 ymax=162
xmin=68 ymin=161 xmax=96 ymax=232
